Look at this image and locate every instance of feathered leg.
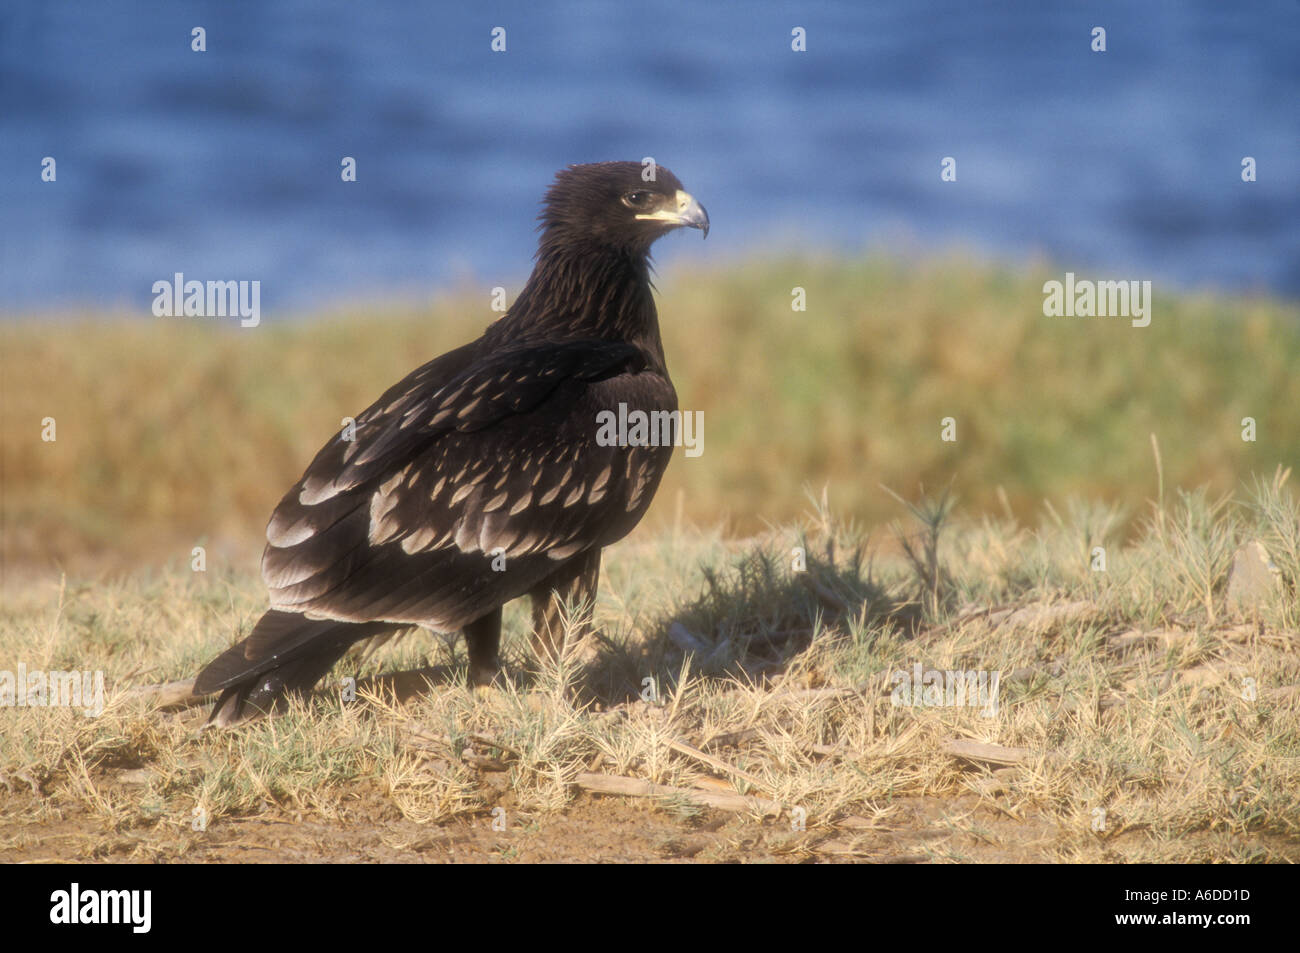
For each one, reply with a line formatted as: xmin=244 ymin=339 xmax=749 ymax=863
xmin=528 ymin=547 xmax=601 ymax=663
xmin=464 ymin=608 xmax=502 ymax=686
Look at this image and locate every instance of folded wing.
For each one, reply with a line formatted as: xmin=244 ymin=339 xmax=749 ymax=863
xmin=257 ymin=338 xmax=676 ymax=631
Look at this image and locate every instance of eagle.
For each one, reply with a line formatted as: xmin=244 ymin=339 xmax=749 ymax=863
xmin=193 ymin=161 xmax=709 ymax=725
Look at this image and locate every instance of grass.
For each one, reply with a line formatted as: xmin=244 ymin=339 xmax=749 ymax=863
xmin=4 ymin=254 xmax=1299 ymax=573
xmin=1 ymin=475 xmax=1297 ymax=862
xmin=2 ymin=254 xmax=1297 ymax=861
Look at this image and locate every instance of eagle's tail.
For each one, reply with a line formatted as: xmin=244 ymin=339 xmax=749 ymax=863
xmin=193 ymin=609 xmax=393 ymax=726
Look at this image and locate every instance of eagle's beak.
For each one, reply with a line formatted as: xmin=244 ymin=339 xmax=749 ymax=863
xmin=638 ymin=190 xmax=710 ymax=238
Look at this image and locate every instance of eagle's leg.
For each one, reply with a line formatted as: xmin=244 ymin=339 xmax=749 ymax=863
xmin=464 ymin=607 xmax=503 ymax=687
xmin=528 ymin=547 xmax=601 ymax=664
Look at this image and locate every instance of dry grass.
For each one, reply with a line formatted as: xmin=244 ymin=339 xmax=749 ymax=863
xmin=5 ymin=255 xmax=1299 ymax=573
xmin=3 ymin=255 xmax=1297 ymax=860
xmin=2 ymin=477 xmax=1298 ymax=863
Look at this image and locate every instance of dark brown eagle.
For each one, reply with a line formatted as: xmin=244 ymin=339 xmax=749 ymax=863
xmin=193 ymin=161 xmax=708 ymax=725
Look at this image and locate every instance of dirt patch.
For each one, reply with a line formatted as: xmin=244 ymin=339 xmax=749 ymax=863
xmin=5 ymin=777 xmax=1235 ymax=864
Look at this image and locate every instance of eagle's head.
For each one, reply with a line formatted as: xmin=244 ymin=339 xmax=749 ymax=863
xmin=539 ymin=161 xmax=709 ymax=256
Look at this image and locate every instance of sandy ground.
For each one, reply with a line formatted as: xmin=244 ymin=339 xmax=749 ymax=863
xmin=3 ymin=784 xmax=1078 ymax=864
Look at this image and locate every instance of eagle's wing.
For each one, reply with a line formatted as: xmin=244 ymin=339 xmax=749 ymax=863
xmin=256 ymin=338 xmax=676 ymax=631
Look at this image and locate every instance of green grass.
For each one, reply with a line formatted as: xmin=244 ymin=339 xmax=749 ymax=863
xmin=4 ymin=254 xmax=1298 ymax=573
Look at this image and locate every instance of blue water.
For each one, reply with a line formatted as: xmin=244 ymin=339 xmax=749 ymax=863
xmin=2 ymin=0 xmax=1297 ymax=316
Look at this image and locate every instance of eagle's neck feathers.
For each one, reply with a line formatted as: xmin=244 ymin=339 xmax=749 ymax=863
xmin=488 ymin=238 xmax=666 ymax=368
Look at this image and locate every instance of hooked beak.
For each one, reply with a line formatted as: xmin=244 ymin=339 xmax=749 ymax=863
xmin=637 ymin=189 xmax=710 ymax=238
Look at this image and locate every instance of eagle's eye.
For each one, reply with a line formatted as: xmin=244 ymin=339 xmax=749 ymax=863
xmin=621 ymin=190 xmax=655 ymax=210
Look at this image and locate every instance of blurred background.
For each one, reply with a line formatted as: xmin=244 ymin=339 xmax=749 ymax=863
xmin=3 ymin=0 xmax=1297 ymax=309
xmin=1 ymin=0 xmax=1298 ymax=577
